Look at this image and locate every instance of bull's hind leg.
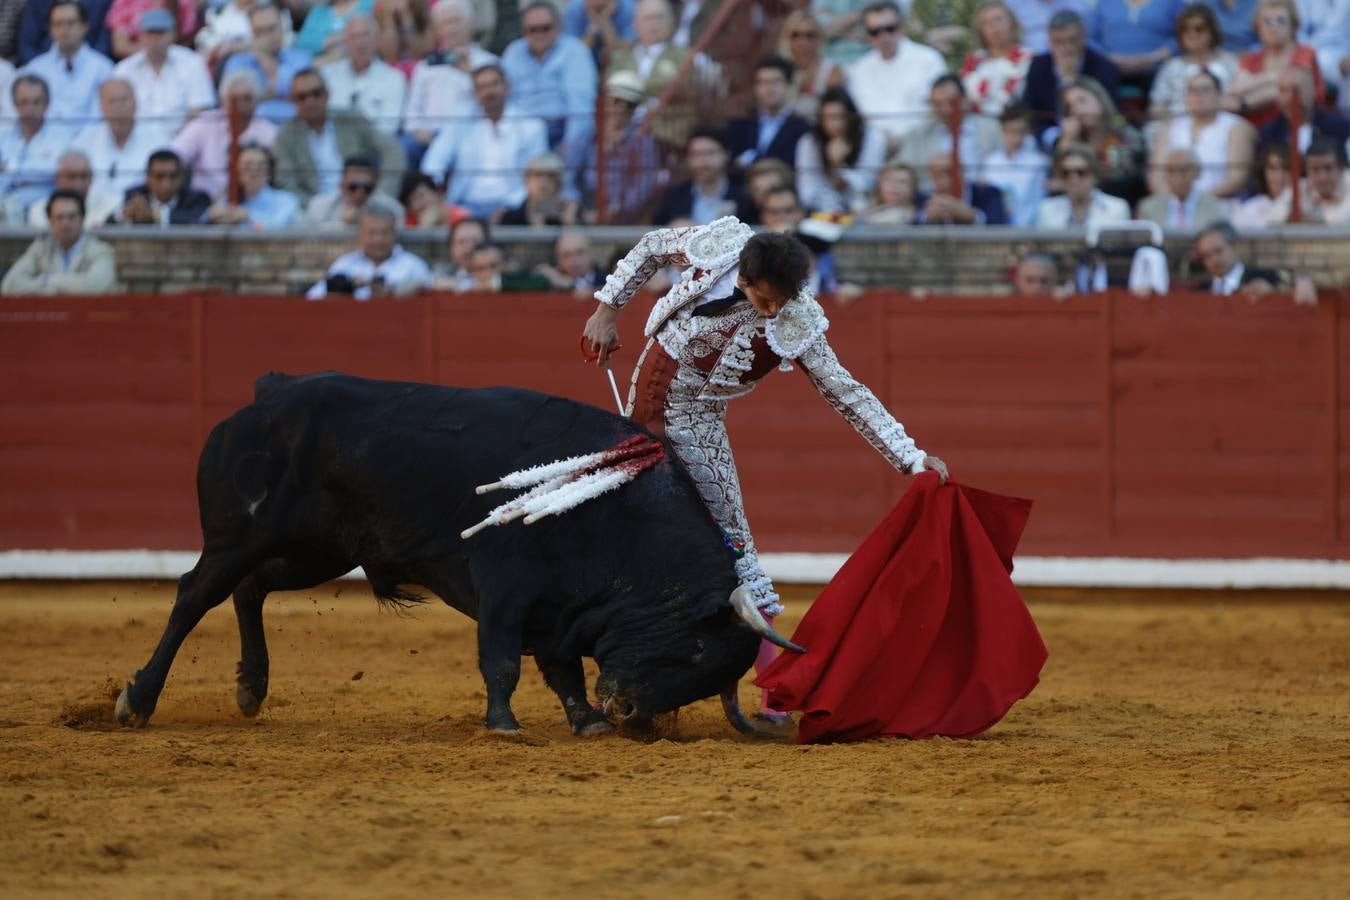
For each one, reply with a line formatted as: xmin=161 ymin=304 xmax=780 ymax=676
xmin=116 ymin=549 xmax=259 ymax=727
xmin=476 ymin=610 xmax=525 ymax=734
xmin=233 ymin=553 xmax=354 ymax=717
xmin=536 ymin=656 xmax=613 ymax=737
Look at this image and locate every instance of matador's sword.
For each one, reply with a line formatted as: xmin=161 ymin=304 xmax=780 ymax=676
xmin=601 ymin=360 xmax=624 ymax=416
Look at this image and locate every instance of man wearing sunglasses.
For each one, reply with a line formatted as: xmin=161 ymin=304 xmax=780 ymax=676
xmin=845 ymin=0 xmax=947 ymax=153
xmin=273 ymin=68 xmax=406 ymax=205
xmin=304 ymin=155 xmax=406 ymax=229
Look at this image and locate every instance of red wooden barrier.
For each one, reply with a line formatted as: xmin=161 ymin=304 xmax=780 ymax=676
xmin=1 ymin=290 xmax=1345 ymax=557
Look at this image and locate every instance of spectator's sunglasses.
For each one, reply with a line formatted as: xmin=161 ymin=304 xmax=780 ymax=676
xmin=293 ymin=87 xmax=326 ymax=102
xmin=867 ymin=23 xmax=900 ymax=37
xmin=344 ymin=182 xmax=375 ymax=194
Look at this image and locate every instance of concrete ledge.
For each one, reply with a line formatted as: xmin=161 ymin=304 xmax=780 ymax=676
xmin=5 ymin=550 xmax=1350 ymax=590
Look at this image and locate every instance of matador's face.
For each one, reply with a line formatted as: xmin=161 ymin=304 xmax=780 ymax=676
xmin=737 ymin=274 xmax=790 ymax=318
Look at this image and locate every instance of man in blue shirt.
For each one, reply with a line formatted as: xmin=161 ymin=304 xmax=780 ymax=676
xmin=221 ymin=3 xmax=313 ymax=125
xmin=17 ymin=0 xmax=113 ymax=63
xmin=19 ymin=1 xmax=114 ymax=126
xmin=1198 ymin=0 xmax=1261 ymax=53
xmin=500 ymin=1 xmax=597 ymax=188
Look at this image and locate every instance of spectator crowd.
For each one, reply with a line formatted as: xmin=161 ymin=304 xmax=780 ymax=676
xmin=0 ymin=0 xmax=1347 ymax=297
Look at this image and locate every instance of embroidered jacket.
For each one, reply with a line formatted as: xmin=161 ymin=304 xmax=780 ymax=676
xmin=595 ymin=217 xmax=927 ymax=474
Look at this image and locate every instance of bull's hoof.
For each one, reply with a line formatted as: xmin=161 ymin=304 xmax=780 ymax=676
xmin=236 ymin=682 xmax=265 ymax=717
xmin=484 ymin=710 xmax=520 ymax=734
xmin=573 ymin=717 xmax=615 ymax=737
xmin=114 ymin=684 xmax=149 ymax=728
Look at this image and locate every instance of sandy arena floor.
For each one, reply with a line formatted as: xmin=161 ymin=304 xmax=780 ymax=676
xmin=1 ymin=580 xmax=1348 ymax=899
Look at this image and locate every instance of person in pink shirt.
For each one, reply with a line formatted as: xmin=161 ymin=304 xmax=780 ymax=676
xmin=169 ymin=69 xmax=279 ymax=199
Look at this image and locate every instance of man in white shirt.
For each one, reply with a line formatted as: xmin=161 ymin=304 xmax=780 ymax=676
xmin=1195 ymin=221 xmax=1284 ymax=296
xmin=846 ymin=0 xmax=948 ymax=152
xmin=1290 ymin=137 xmax=1350 ymax=225
xmin=420 ymin=63 xmax=549 ymax=218
xmin=111 ymin=8 xmax=216 ymax=136
xmin=73 ymin=78 xmax=169 ymax=197
xmin=306 ymin=207 xmax=432 ymax=300
xmin=18 ymin=0 xmax=113 ymax=126
xmin=0 ymin=74 xmax=70 ymax=212
xmin=321 ymin=14 xmax=407 ymax=136
xmin=403 ymin=0 xmax=498 ymax=163
xmin=27 ymin=150 xmax=122 ymax=228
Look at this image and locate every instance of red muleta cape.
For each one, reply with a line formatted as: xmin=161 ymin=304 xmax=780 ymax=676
xmin=756 ymin=473 xmax=1047 ymax=743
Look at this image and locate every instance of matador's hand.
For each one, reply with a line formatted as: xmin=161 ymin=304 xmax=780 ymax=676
xmin=582 ymin=303 xmax=620 ymax=364
xmin=922 ymin=455 xmax=949 ymax=484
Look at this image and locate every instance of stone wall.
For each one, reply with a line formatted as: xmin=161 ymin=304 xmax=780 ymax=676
xmin=1 ymin=225 xmax=1346 ymax=295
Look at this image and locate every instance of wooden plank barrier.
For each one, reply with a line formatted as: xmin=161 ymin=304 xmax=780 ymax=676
xmin=1 ymin=290 xmax=1344 ymax=557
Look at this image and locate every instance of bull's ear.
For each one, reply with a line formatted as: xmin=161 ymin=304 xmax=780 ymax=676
xmin=728 ymin=587 xmax=805 ymax=654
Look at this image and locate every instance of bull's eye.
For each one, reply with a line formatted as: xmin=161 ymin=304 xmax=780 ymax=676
xmin=691 ymin=639 xmax=706 ymax=661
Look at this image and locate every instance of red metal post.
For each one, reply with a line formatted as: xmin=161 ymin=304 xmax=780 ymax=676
xmin=1289 ymin=85 xmax=1303 ymax=224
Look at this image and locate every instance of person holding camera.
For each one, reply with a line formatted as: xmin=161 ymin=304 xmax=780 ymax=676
xmin=306 ymin=207 xmax=432 ymax=299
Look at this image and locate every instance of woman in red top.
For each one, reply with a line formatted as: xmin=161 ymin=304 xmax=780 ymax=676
xmin=960 ymin=0 xmax=1033 ymax=116
xmin=1226 ymin=0 xmax=1325 ymax=128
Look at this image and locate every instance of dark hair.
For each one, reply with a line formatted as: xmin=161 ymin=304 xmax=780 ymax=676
xmin=399 ymin=171 xmax=438 ymax=206
xmin=290 ymin=67 xmax=326 ymax=90
xmin=520 ymin=0 xmax=559 ymax=23
xmin=1198 ymin=220 xmax=1238 ymax=246
xmin=1252 ymin=142 xmax=1290 ymax=196
xmin=755 ymin=55 xmax=795 ymax=83
xmin=1048 ymin=9 xmax=1083 ymax=31
xmin=343 ymin=155 xmax=379 ymax=175
xmin=47 ymin=188 xmax=85 ymax=220
xmin=49 ymin=1 xmax=89 ymax=25
xmin=813 ymin=87 xmax=865 ymax=172
xmin=449 ymin=216 xmax=490 ymax=245
xmin=1175 ymin=3 xmax=1222 ymax=50
xmin=147 ymin=148 xmax=182 ymax=171
xmin=931 ymin=73 xmax=965 ymax=96
xmin=470 ymin=241 xmax=505 ymax=260
xmin=1305 ymin=135 xmax=1348 ymax=167
xmin=12 ymin=73 xmax=50 ymax=103
xmin=862 ymin=1 xmax=903 ymax=20
xmin=999 ymin=101 xmax=1032 ymax=126
xmin=738 ymin=232 xmax=811 ymax=299
xmin=687 ymin=125 xmax=729 ymax=153
xmin=763 ymin=184 xmax=801 ymax=207
xmin=238 ymin=142 xmax=275 ymax=182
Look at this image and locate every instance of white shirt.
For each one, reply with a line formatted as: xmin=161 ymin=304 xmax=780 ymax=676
xmin=0 ymin=121 xmax=71 ymax=211
xmin=19 ymin=44 xmax=114 ymax=125
xmin=420 ymin=104 xmax=550 ymax=213
xmin=73 ymin=120 xmax=171 ymax=195
xmin=306 ymin=245 xmax=433 ymax=300
xmin=306 ymin=121 xmax=345 ymax=195
xmin=112 ymin=45 xmax=217 ymax=135
xmin=403 ymin=46 xmax=498 ymax=136
xmin=981 ymin=138 xmax=1048 ymax=228
xmin=1213 ymin=262 xmax=1245 ymax=295
xmin=321 ymin=58 xmax=408 ymax=135
xmin=846 ymin=38 xmax=948 ymax=142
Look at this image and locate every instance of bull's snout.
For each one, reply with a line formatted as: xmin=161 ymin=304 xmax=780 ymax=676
xmin=601 ymin=694 xmax=639 ymax=721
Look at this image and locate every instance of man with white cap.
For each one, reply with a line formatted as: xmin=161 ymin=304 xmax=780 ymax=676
xmin=111 ymin=7 xmax=215 ymax=135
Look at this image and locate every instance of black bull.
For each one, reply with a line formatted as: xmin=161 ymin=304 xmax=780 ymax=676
xmin=115 ymin=373 xmax=800 ymax=737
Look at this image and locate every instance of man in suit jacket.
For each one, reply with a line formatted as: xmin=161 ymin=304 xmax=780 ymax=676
xmin=273 ymin=68 xmax=406 ymax=204
xmin=2 ymin=190 xmax=118 ymax=295
xmin=1193 ymin=221 xmax=1282 ymax=294
xmin=111 ymin=149 xmax=212 ymax=226
xmin=1137 ymin=149 xmax=1226 ymax=230
xmin=652 ymin=127 xmax=757 ymax=225
xmin=725 ymin=56 xmax=811 ymax=172
xmin=1255 ymin=66 xmax=1350 ymax=157
xmin=915 ymin=153 xmax=1009 ymax=225
xmin=1022 ymin=10 xmax=1120 ymax=148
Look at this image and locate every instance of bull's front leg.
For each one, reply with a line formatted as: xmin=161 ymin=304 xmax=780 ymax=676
xmin=476 ymin=615 xmax=524 ymax=733
xmin=536 ymin=655 xmax=613 ymax=737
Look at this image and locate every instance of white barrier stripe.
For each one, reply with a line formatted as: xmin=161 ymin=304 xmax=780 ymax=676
xmin=3 ymin=550 xmax=1350 ymax=589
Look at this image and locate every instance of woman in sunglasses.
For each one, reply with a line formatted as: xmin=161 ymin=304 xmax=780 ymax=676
xmin=776 ymin=9 xmax=846 ymax=122
xmin=1034 ymin=143 xmax=1132 ymax=228
xmin=1227 ymin=0 xmax=1326 ymax=127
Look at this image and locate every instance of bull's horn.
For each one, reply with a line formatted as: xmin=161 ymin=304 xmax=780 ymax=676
xmin=721 ymin=683 xmax=793 ymax=740
xmin=729 ymin=586 xmax=806 ymax=653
